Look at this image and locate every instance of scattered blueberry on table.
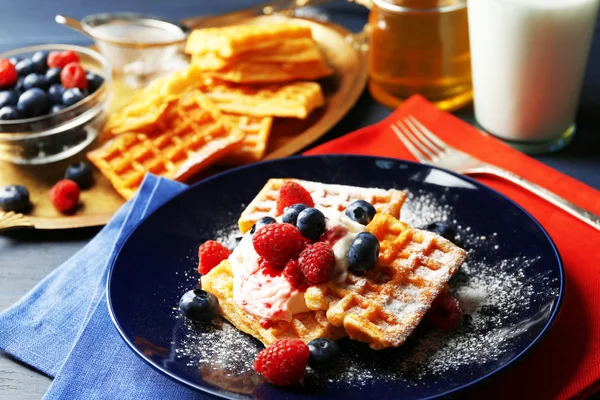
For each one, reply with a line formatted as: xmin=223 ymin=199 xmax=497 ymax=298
xmin=65 ymin=161 xmax=93 ymax=189
xmin=0 ymin=49 xmax=104 ymax=121
xmin=0 ymin=184 xmax=30 ymax=213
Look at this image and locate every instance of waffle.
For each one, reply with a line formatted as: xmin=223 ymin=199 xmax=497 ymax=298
xmin=238 ymin=178 xmax=407 ymax=234
xmin=88 ymin=92 xmax=244 ymax=199
xmin=201 ymin=260 xmax=347 ymax=346
xmin=220 ymin=114 xmax=273 ymax=165
xmin=185 ymin=23 xmax=313 ymax=58
xmin=104 ymin=67 xmax=205 ymax=136
xmin=200 ymin=80 xmax=324 ymax=119
xmin=305 ymin=214 xmax=467 ymax=350
xmin=191 ymin=38 xmax=324 ymax=71
xmin=204 ymin=59 xmax=333 ymax=84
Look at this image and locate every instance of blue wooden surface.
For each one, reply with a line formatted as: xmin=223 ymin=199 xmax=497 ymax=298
xmin=1 ymin=0 xmax=598 ymax=189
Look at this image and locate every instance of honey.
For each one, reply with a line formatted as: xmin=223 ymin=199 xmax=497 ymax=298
xmin=368 ymin=0 xmax=472 ymax=111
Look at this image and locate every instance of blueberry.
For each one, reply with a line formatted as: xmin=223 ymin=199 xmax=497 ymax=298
xmin=31 ymin=52 xmax=48 ymax=73
xmin=0 ymin=106 xmax=23 ymax=121
xmin=347 ymin=232 xmax=380 ymax=273
xmin=0 ymin=90 xmax=18 ymax=108
xmin=86 ymin=71 xmax=104 ymax=93
xmin=250 ymin=216 xmax=276 ymax=235
xmin=282 ymin=203 xmax=308 ymax=225
xmin=65 ymin=161 xmax=93 ymax=189
xmin=45 ymin=68 xmax=62 ymax=85
xmin=15 ymin=58 xmax=36 ymax=76
xmin=15 ymin=77 xmax=25 ymax=93
xmin=62 ymin=88 xmax=85 ymax=107
xmin=23 ymin=73 xmax=49 ymax=91
xmin=179 ymin=289 xmax=218 ymax=322
xmin=17 ymin=88 xmax=49 ymax=117
xmin=296 ymin=207 xmax=326 ymax=241
xmin=48 ymin=84 xmax=65 ymax=104
xmin=308 ymin=338 xmax=341 ymax=370
xmin=31 ymin=51 xmax=48 ymax=73
xmin=50 ymin=104 xmax=66 ymax=114
xmin=419 ymin=222 xmax=462 ymax=246
xmin=0 ymin=185 xmax=30 ymax=213
xmin=8 ymin=56 xmax=20 ymax=66
xmin=345 ymin=200 xmax=376 ymax=225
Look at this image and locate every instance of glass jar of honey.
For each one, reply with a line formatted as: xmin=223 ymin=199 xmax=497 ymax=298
xmin=368 ymin=0 xmax=472 ymax=111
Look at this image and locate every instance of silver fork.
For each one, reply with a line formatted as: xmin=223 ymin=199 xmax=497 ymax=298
xmin=392 ymin=115 xmax=600 ymax=231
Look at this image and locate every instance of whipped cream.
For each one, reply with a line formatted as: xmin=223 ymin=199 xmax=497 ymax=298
xmin=229 ymin=207 xmax=366 ymax=322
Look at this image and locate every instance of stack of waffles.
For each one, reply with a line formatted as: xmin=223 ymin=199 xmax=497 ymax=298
xmin=89 ymin=22 xmax=332 ymax=199
xmin=201 ymin=179 xmax=468 ymax=350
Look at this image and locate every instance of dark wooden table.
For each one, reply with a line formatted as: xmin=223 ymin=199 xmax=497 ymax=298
xmin=1 ymin=1 xmax=599 ymax=399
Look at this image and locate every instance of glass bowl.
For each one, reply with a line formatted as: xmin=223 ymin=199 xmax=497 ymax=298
xmin=0 ymin=44 xmax=112 ymax=164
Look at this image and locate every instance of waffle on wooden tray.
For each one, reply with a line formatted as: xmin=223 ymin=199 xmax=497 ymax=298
xmin=238 ymin=178 xmax=408 ymax=233
xmin=305 ymin=213 xmax=468 ymax=350
xmin=91 ymin=21 xmax=334 ymax=199
xmin=88 ymin=91 xmax=244 ymax=199
xmin=201 ymin=260 xmax=347 ymax=346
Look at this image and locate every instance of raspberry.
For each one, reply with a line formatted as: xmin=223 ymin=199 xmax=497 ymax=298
xmin=0 ymin=59 xmax=17 ymax=88
xmin=47 ymin=50 xmax=79 ymax=69
xmin=253 ymin=338 xmax=309 ymax=386
xmin=298 ymin=242 xmax=335 ymax=284
xmin=49 ymin=179 xmax=80 ymax=213
xmin=427 ymin=293 xmax=462 ymax=331
xmin=259 ymin=257 xmax=282 ymax=277
xmin=253 ymin=223 xmax=302 ymax=267
xmin=61 ymin=62 xmax=88 ymax=90
xmin=283 ymin=259 xmax=308 ymax=290
xmin=275 ymin=181 xmax=314 ymax=215
xmin=197 ymin=240 xmax=231 ymax=275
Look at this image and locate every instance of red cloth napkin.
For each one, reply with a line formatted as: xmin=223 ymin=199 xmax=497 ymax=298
xmin=305 ymin=95 xmax=600 ymax=399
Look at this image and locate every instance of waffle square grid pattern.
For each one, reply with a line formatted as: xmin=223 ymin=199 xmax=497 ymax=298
xmin=88 ymin=92 xmax=244 ymax=199
xmin=305 ymin=214 xmax=468 ymax=350
xmin=238 ymin=178 xmax=408 ymax=233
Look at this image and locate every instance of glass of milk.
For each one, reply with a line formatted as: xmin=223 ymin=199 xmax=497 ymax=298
xmin=467 ymin=0 xmax=599 ymax=154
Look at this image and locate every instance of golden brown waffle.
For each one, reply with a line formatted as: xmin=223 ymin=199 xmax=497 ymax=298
xmin=201 ymin=260 xmax=347 ymax=346
xmin=185 ymin=23 xmax=313 ymax=58
xmin=238 ymin=178 xmax=407 ymax=234
xmin=220 ymin=114 xmax=273 ymax=165
xmin=305 ymin=214 xmax=467 ymax=350
xmin=88 ymin=92 xmax=244 ymax=199
xmin=191 ymin=38 xmax=324 ymax=71
xmin=204 ymin=59 xmax=333 ymax=84
xmin=200 ymin=80 xmax=324 ymax=119
xmin=104 ymin=67 xmax=205 ymax=136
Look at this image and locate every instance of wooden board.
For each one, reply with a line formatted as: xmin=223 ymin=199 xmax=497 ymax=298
xmin=0 ymin=15 xmax=368 ymax=232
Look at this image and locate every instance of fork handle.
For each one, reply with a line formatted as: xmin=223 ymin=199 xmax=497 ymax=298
xmin=468 ymin=165 xmax=600 ymax=231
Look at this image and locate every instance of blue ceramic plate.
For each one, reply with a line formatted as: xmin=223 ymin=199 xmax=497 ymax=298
xmin=107 ymin=155 xmax=564 ymax=399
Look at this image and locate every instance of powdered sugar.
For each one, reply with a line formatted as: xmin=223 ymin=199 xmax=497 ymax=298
xmin=172 ymin=188 xmax=560 ymax=392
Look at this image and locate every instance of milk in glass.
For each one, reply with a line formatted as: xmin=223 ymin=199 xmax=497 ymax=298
xmin=468 ymin=0 xmax=599 ymax=146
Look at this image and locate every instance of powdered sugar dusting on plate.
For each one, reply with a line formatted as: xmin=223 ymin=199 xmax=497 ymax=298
xmin=172 ymin=188 xmax=559 ymax=390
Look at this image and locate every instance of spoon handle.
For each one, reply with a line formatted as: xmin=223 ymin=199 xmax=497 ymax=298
xmin=55 ymin=14 xmax=91 ymax=37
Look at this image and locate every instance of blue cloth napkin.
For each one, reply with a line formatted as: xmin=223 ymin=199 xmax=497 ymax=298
xmin=0 ymin=175 xmax=214 ymax=399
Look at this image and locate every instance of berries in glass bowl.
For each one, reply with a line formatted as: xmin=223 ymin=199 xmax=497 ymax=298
xmin=0 ymin=44 xmax=111 ymax=165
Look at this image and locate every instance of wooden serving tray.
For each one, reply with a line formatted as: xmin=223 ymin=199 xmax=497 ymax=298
xmin=0 ymin=15 xmax=368 ymax=232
